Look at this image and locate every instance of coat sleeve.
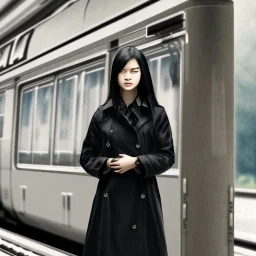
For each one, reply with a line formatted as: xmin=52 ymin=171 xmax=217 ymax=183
xmin=79 ymin=109 xmax=111 ymax=179
xmin=136 ymin=107 xmax=175 ymax=178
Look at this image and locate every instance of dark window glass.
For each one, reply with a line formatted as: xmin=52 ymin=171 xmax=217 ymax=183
xmin=33 ymin=85 xmax=53 ymax=164
xmin=19 ymin=90 xmax=34 ymax=164
xmin=54 ymin=76 xmax=77 ymax=166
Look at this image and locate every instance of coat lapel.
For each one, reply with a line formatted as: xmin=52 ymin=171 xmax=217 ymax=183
xmin=100 ymin=96 xmax=151 ymax=129
xmin=136 ymin=108 xmax=152 ymax=130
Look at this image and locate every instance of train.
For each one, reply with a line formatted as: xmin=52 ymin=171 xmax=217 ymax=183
xmin=0 ymin=0 xmax=255 ymax=255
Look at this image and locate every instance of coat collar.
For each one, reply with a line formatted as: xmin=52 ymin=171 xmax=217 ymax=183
xmin=101 ymin=95 xmax=148 ymax=112
xmin=100 ymin=95 xmax=151 ymax=130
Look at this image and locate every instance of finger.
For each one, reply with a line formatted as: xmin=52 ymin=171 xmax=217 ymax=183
xmin=119 ymin=154 xmax=126 ymax=157
xmin=110 ymin=160 xmax=119 ymax=164
xmin=110 ymin=162 xmax=119 ymax=166
xmin=110 ymin=162 xmax=119 ymax=165
xmin=111 ymin=165 xmax=120 ymax=169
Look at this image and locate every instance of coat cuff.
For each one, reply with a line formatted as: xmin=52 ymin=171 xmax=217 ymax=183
xmin=136 ymin=154 xmax=173 ymax=178
xmin=133 ymin=159 xmax=146 ymax=176
xmin=80 ymin=156 xmax=110 ymax=179
xmin=100 ymin=158 xmax=112 ymax=175
xmin=134 ymin=155 xmax=150 ymax=178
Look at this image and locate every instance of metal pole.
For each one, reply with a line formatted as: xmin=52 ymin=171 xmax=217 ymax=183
xmin=181 ymin=1 xmax=234 ymax=255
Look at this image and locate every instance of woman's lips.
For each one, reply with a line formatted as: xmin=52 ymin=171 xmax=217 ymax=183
xmin=124 ymin=83 xmax=132 ymax=86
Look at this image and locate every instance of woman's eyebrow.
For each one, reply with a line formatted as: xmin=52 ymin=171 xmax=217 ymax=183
xmin=122 ymin=67 xmax=140 ymax=70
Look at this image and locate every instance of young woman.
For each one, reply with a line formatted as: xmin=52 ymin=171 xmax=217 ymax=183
xmin=80 ymin=46 xmax=175 ymax=256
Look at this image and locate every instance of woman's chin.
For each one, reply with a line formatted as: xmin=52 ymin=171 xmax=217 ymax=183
xmin=120 ymin=85 xmax=137 ymax=91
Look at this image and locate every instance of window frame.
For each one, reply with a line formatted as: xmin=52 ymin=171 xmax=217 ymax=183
xmin=18 ymin=78 xmax=54 ymax=165
xmin=53 ymin=73 xmax=78 ymax=166
xmin=16 ymin=54 xmax=109 ymax=172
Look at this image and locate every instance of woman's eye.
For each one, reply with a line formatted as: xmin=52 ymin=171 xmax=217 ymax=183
xmin=120 ymin=70 xmax=138 ymax=74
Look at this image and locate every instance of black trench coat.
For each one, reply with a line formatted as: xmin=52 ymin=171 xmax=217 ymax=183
xmin=80 ymin=96 xmax=175 ymax=256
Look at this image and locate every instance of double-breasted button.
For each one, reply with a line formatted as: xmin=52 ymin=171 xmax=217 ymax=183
xmin=141 ymin=194 xmax=145 ymax=199
xmin=104 ymin=193 xmax=108 ymax=197
xmin=132 ymin=224 xmax=137 ymax=229
xmin=106 ymin=142 xmax=110 ymax=147
xmin=136 ymin=144 xmax=140 ymax=148
xmin=110 ymin=130 xmax=113 ymax=133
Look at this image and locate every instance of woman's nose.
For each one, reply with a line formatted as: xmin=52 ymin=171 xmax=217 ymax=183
xmin=124 ymin=73 xmax=131 ymax=80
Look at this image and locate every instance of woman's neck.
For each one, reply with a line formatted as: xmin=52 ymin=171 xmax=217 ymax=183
xmin=120 ymin=88 xmax=138 ymax=107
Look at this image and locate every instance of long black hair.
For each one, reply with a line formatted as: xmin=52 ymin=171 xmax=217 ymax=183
xmin=102 ymin=46 xmax=160 ymax=121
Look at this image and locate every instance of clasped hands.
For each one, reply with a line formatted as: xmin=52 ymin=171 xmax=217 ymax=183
xmin=106 ymin=154 xmax=138 ymax=174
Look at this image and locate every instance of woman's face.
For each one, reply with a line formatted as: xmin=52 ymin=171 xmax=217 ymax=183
xmin=117 ymin=58 xmax=141 ymax=91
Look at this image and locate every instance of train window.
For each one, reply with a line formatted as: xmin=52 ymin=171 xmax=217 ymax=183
xmin=75 ymin=67 xmax=106 ymax=166
xmin=83 ymin=69 xmax=105 ymax=133
xmin=53 ymin=75 xmax=78 ymax=166
xmin=33 ymin=84 xmax=53 ymax=165
xmin=18 ymin=59 xmax=107 ymax=168
xmin=145 ymin=39 xmax=182 ymax=169
xmin=0 ymin=93 xmax=5 ymax=138
xmin=54 ymin=65 xmax=106 ymax=167
xmin=148 ymin=60 xmax=157 ymax=93
xmin=19 ymin=90 xmax=35 ymax=163
xmin=19 ymin=82 xmax=54 ymax=165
